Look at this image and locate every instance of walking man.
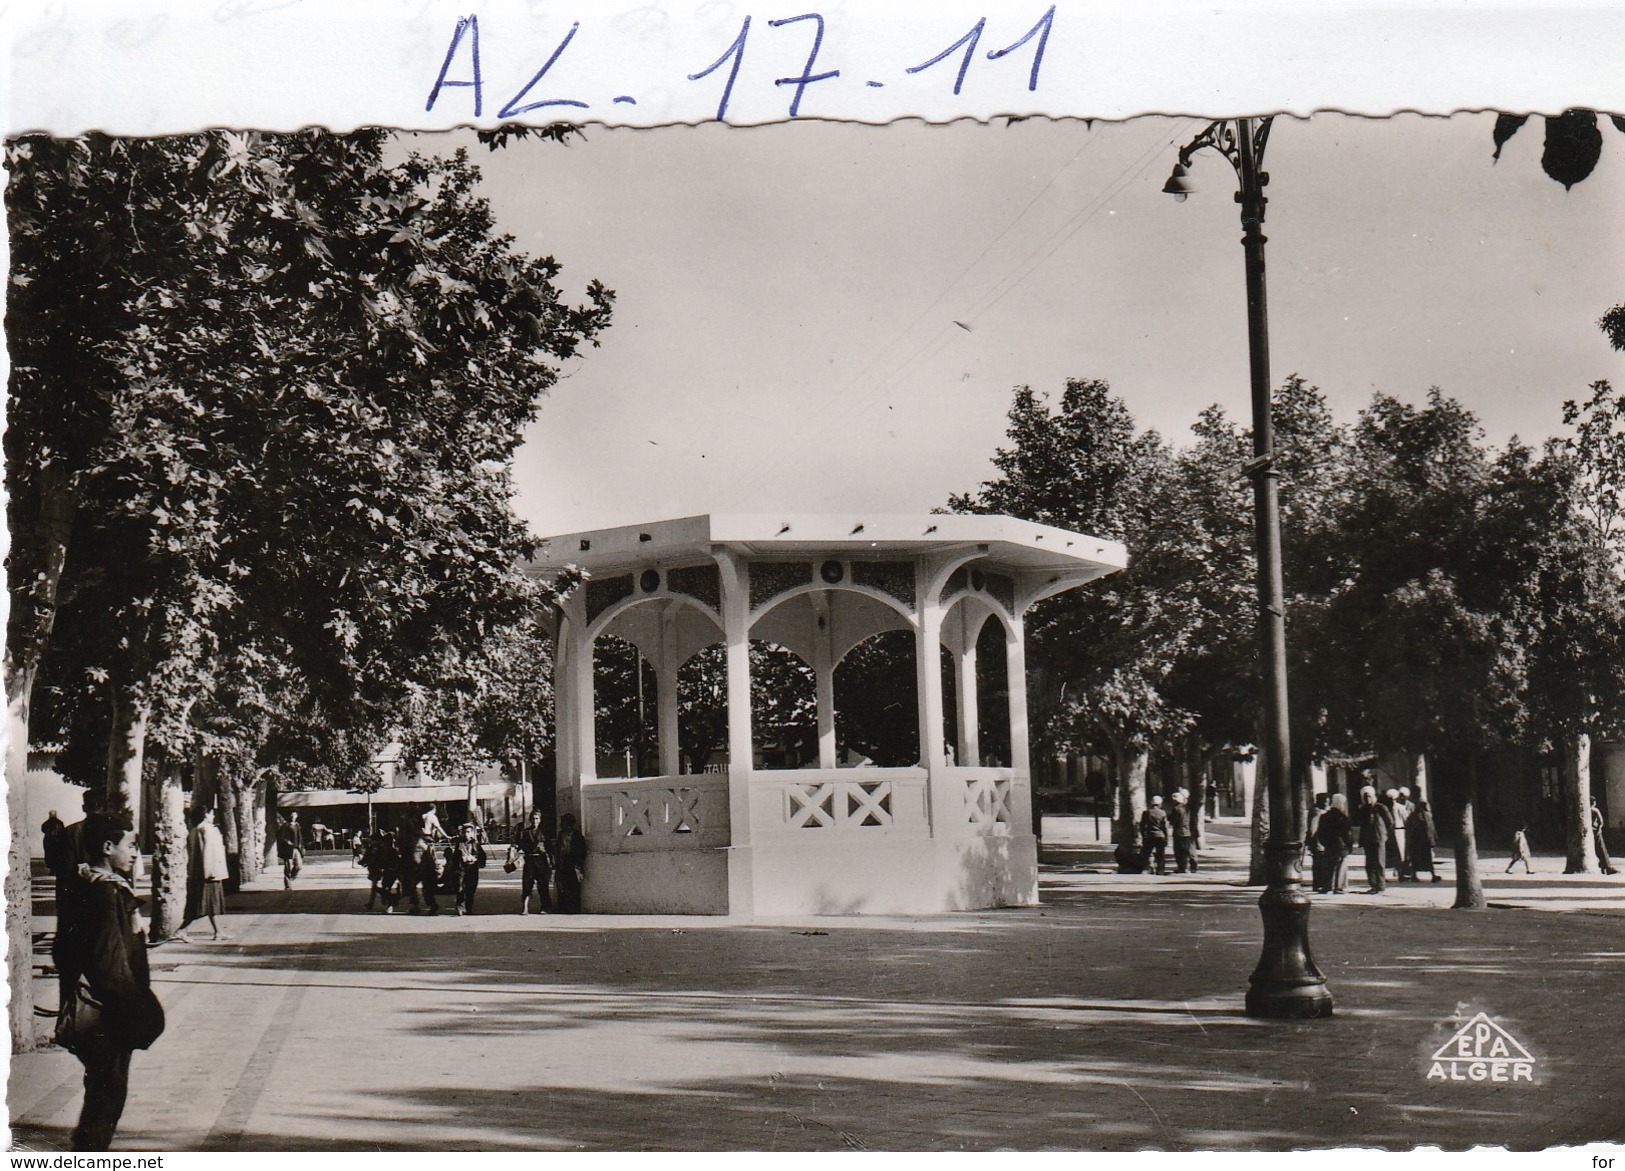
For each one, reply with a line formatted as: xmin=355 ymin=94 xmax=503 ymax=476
xmin=448 ymin=822 xmax=488 ymax=915
xmin=276 ymin=812 xmax=304 ymax=890
xmin=1355 ymin=785 xmax=1393 ymax=894
xmin=41 ymin=808 xmax=66 ymax=860
xmin=1169 ymin=791 xmax=1197 ymax=873
xmin=1507 ymin=826 xmax=1535 ymax=874
xmin=1307 ymin=793 xmax=1330 ymax=892
xmin=1592 ymin=797 xmax=1618 ymax=875
xmin=554 ymin=813 xmax=588 ymax=913
xmin=1139 ymin=796 xmax=1171 ymax=876
xmin=1315 ymin=793 xmax=1355 ymax=893
xmin=511 ymin=809 xmax=554 ymax=915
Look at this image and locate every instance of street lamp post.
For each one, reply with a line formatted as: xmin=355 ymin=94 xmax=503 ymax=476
xmin=1164 ymin=117 xmax=1333 ymax=1020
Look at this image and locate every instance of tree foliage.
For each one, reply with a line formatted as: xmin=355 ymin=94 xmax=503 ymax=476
xmin=6 ymin=128 xmax=614 ymax=956
xmin=953 ymin=371 xmax=1625 ymax=891
xmin=400 ymin=605 xmax=557 ymax=785
xmin=1492 ymin=111 xmax=1625 ymax=354
xmin=1492 ymin=109 xmax=1625 ymax=190
xmin=9 ymin=128 xmax=612 ymax=781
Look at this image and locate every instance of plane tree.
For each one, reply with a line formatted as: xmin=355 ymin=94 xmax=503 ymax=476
xmin=5 ymin=128 xmax=613 ymax=1038
xmin=1315 ymin=391 xmax=1533 ymax=908
xmin=397 ymin=608 xmax=559 ymax=810
xmin=1491 ymin=415 xmax=1625 ymax=873
xmin=949 ymin=378 xmax=1183 ymax=865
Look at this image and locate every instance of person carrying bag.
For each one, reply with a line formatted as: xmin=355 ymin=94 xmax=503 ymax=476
xmin=511 ymin=809 xmax=553 ymax=915
xmin=53 ymin=812 xmax=166 ymax=1151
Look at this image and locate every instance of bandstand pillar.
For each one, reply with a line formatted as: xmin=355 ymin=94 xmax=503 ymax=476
xmin=571 ymin=614 xmax=597 ymax=789
xmin=811 ymin=594 xmax=837 ymax=769
xmin=716 ymin=550 xmax=756 ymax=909
xmin=658 ymin=605 xmax=682 ymax=776
xmin=551 ymin=609 xmax=573 ymax=796
xmin=553 ymin=598 xmax=596 ymax=823
xmin=916 ymin=594 xmax=947 ymax=771
xmin=916 ymin=565 xmax=952 ymax=834
xmin=1006 ymin=615 xmax=1033 ymax=834
xmin=955 ymin=608 xmax=981 ymax=769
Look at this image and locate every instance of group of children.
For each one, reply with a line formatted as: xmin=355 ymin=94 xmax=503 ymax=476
xmin=356 ymin=806 xmax=588 ymax=915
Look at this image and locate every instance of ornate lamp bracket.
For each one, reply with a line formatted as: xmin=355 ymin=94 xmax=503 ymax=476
xmin=1178 ymin=117 xmax=1274 ymax=227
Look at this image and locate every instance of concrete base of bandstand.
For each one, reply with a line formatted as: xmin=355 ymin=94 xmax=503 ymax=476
xmin=580 ymin=834 xmax=1038 ymax=916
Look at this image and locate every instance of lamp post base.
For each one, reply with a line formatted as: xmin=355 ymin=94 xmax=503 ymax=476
xmin=1245 ymin=840 xmax=1334 ymax=1019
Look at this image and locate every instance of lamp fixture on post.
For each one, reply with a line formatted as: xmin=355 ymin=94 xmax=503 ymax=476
xmin=1161 ymin=162 xmax=1193 ymax=202
xmin=1165 ymin=117 xmax=1334 ymax=1020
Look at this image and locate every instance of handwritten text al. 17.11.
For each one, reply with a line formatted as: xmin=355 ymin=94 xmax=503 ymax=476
xmin=426 ymin=9 xmax=1056 ymax=123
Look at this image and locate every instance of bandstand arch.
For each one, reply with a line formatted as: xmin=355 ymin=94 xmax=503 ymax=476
xmin=940 ymin=592 xmax=1016 ymax=770
xmin=749 ymin=574 xmax=917 ymax=772
xmin=584 ymin=582 xmax=725 ymax=780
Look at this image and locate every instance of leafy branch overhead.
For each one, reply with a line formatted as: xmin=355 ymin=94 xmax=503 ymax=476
xmin=1492 ymin=110 xmax=1625 ymax=353
xmin=1492 ymin=109 xmax=1625 ymax=189
xmin=7 ymin=128 xmax=615 ymax=800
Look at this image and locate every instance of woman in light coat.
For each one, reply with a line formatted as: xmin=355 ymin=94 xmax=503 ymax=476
xmin=1314 ymin=793 xmax=1355 ymax=894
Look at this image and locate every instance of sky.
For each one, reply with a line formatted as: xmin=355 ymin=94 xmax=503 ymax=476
xmin=424 ymin=113 xmax=1625 ymax=537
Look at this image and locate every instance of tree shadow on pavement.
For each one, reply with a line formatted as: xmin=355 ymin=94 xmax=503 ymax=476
xmin=131 ymin=882 xmax=1625 ymax=1152
xmin=18 ymin=851 xmax=1625 ymax=1153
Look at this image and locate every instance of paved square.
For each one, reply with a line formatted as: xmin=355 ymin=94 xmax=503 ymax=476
xmin=11 ymin=819 xmax=1624 ymax=1152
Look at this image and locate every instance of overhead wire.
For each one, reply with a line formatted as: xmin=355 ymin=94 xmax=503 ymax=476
xmin=711 ymin=119 xmax=1197 ymax=509
xmin=859 ymin=122 xmax=1192 ymax=404
xmin=828 ymin=123 xmax=1194 ymax=453
xmin=707 ymin=122 xmax=1110 ymax=508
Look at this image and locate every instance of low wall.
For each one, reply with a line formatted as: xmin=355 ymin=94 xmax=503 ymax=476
xmin=571 ymin=766 xmax=1039 ymax=915
xmin=582 ymin=848 xmax=729 ymax=915
xmin=732 ymin=833 xmax=1039 ymax=915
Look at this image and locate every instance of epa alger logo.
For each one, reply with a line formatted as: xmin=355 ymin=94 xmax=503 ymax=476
xmin=1427 ymin=1012 xmax=1535 ymax=1083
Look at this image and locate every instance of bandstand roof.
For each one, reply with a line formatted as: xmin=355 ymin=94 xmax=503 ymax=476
xmin=527 ymin=513 xmax=1128 ymax=579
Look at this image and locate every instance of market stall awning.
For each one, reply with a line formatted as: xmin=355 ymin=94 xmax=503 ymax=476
xmin=278 ymin=783 xmax=518 ymax=808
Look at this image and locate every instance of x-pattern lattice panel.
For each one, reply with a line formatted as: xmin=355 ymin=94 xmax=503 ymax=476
xmin=611 ymin=787 xmax=706 ymax=844
xmin=964 ymin=776 xmax=1013 ymax=828
xmin=785 ymin=780 xmax=894 ymax=829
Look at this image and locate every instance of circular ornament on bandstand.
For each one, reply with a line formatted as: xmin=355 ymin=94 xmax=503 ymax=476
xmin=820 ymin=560 xmax=845 ymax=584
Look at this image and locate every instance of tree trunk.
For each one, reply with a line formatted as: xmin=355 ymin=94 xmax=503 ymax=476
xmin=1561 ymin=732 xmax=1598 ymax=874
xmin=1290 ymin=750 xmax=1314 ymax=848
xmin=243 ymin=776 xmax=266 ymax=877
xmin=1405 ymin=752 xmax=1427 ymax=801
xmin=1187 ymin=743 xmax=1208 ymax=851
xmin=260 ymin=776 xmax=278 ymax=870
xmin=4 ymin=470 xmax=78 ymax=1053
xmin=1452 ymin=751 xmax=1486 ymax=910
xmin=105 ymin=688 xmax=150 ymax=824
xmin=235 ymin=776 xmax=261 ymax=883
xmin=216 ymin=759 xmax=242 ymax=892
xmin=149 ymin=759 xmax=190 ymax=939
xmin=6 ymin=682 xmax=39 ymax=1052
xmin=1114 ymin=748 xmax=1148 ymax=871
xmin=1249 ymin=748 xmax=1270 ymax=886
xmin=194 ymin=749 xmax=219 ymax=814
